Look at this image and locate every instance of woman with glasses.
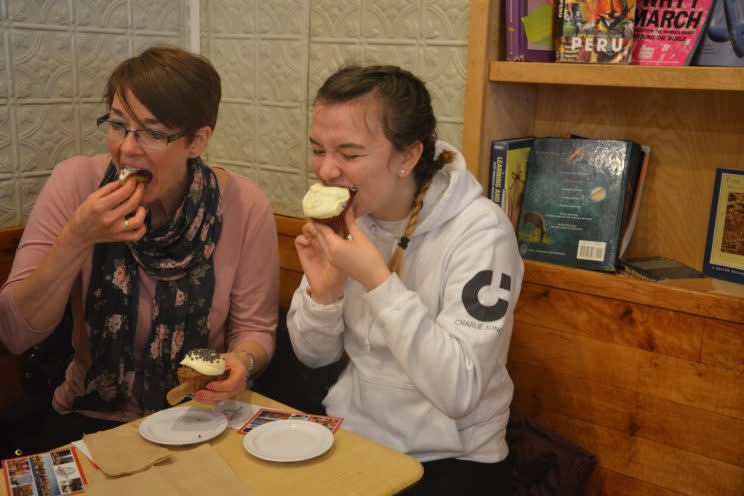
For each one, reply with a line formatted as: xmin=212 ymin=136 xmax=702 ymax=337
xmin=0 ymin=46 xmax=279 ymax=455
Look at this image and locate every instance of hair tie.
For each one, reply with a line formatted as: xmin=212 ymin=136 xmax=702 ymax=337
xmin=398 ymin=236 xmax=410 ymax=249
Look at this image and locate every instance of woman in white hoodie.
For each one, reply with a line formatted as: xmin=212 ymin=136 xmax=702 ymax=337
xmin=287 ymin=65 xmax=523 ymax=494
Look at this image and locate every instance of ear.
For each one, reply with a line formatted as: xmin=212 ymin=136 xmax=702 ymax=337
xmin=188 ymin=126 xmax=213 ymax=157
xmin=401 ymin=141 xmax=423 ymax=172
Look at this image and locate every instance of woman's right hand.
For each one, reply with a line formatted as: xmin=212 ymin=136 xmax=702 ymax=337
xmin=295 ymin=220 xmax=347 ymax=304
xmin=67 ymin=178 xmax=147 ymax=247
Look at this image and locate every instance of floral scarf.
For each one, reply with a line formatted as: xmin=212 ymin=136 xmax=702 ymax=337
xmin=73 ymin=157 xmax=222 ymax=413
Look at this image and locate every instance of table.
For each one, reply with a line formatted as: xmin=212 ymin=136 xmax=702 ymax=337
xmin=1 ymin=391 xmax=424 ymax=495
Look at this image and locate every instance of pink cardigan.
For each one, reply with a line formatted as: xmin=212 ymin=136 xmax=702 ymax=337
xmin=0 ymin=155 xmax=279 ymax=421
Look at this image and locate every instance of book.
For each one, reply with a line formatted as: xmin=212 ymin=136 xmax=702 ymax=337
xmin=620 ymin=256 xmax=706 ymax=280
xmin=488 ymin=137 xmax=535 ymax=229
xmin=631 ymin=0 xmax=715 ymax=65
xmin=238 ymin=407 xmax=344 ymax=434
xmin=619 ymin=144 xmax=650 ymax=257
xmin=702 ymin=167 xmax=744 ymax=284
xmin=507 ymin=0 xmax=556 ymax=61
xmin=2 ymin=447 xmax=87 ymax=495
xmin=556 ymin=0 xmax=637 ymax=63
xmin=691 ymin=0 xmax=744 ymax=66
xmin=516 ymin=137 xmax=643 ymax=272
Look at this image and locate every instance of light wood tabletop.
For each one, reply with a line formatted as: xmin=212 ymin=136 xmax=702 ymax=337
xmin=1 ymin=390 xmax=424 ymax=495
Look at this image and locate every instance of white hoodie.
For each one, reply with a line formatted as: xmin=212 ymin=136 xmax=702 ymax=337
xmin=287 ymin=141 xmax=524 ymax=463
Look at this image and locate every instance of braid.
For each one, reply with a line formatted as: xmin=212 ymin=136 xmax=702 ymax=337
xmin=387 ymin=178 xmax=433 ymax=275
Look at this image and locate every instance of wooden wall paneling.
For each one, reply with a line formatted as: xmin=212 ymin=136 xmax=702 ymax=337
xmin=508 ymin=362 xmax=744 ymax=467
xmin=529 ymin=411 xmax=744 ymax=496
xmin=510 ymin=323 xmax=744 ymax=419
xmin=515 ymin=283 xmax=705 ymax=361
xmin=700 ymin=320 xmax=744 ymax=371
xmin=586 ymin=467 xmax=686 ymax=496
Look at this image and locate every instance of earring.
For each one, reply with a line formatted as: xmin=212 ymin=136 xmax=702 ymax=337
xmin=400 ymin=169 xmax=406 ymax=176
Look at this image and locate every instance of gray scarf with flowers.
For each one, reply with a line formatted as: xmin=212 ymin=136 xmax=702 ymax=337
xmin=74 ymin=157 xmax=222 ymax=413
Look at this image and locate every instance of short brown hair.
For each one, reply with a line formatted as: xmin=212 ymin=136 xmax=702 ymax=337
xmin=105 ymin=46 xmax=221 ymax=142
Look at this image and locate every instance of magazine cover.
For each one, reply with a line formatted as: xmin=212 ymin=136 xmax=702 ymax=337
xmin=692 ymin=0 xmax=744 ymax=66
xmin=631 ymin=0 xmax=715 ymax=65
xmin=2 ymin=448 xmax=86 ymax=496
xmin=507 ymin=0 xmax=556 ymax=61
xmin=703 ymin=168 xmax=744 ymax=284
xmin=557 ymin=0 xmax=637 ymax=63
xmin=516 ymin=138 xmax=643 ymax=272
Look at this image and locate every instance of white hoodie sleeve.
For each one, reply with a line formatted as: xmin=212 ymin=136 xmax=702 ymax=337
xmin=363 ymin=208 xmax=523 ymax=419
xmin=286 ymin=276 xmax=347 ymax=367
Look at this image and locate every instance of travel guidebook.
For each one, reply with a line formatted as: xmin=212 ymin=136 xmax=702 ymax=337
xmin=506 ymin=0 xmax=556 ymax=61
xmin=692 ymin=0 xmax=744 ymax=66
xmin=488 ymin=137 xmax=535 ymax=229
xmin=556 ymin=0 xmax=638 ymax=63
xmin=631 ymin=0 xmax=715 ymax=65
xmin=239 ymin=408 xmax=344 ymax=434
xmin=2 ymin=447 xmax=86 ymax=496
xmin=516 ymin=137 xmax=643 ymax=272
xmin=703 ymin=168 xmax=744 ymax=284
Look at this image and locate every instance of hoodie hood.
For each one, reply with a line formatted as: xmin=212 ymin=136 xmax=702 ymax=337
xmin=412 ymin=140 xmax=484 ymax=236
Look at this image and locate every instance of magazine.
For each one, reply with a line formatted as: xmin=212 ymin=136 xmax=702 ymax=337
xmin=238 ymin=408 xmax=344 ymax=435
xmin=2 ymin=447 xmax=86 ymax=496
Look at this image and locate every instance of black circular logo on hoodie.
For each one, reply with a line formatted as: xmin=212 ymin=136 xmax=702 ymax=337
xmin=461 ymin=270 xmax=511 ymax=322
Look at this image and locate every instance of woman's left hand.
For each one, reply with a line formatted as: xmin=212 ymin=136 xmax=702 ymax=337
xmin=192 ymin=352 xmax=249 ymax=404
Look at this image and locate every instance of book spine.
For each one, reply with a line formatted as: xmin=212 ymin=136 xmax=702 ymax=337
xmin=506 ymin=0 xmax=525 ymax=61
xmin=489 ymin=142 xmax=508 ymax=205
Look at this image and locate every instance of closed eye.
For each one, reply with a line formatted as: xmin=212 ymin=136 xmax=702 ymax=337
xmin=110 ymin=120 xmax=127 ymax=131
xmin=142 ymin=129 xmax=168 ymax=141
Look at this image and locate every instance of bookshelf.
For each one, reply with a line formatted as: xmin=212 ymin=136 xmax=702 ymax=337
xmin=463 ymin=1 xmax=744 ymax=494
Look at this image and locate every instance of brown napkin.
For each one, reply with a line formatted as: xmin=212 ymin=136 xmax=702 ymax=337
xmin=85 ymin=444 xmax=252 ymax=495
xmin=84 ymin=422 xmax=171 ymax=476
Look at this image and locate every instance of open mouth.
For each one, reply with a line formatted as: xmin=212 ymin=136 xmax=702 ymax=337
xmin=118 ymin=166 xmax=153 ymax=184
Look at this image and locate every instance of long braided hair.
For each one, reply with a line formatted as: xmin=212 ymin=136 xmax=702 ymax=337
xmin=314 ymin=65 xmax=455 ymax=275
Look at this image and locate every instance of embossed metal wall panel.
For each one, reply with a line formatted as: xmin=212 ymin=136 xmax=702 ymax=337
xmin=0 ymin=0 xmax=187 ymax=228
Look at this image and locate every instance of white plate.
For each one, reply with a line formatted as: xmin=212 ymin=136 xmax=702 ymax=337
xmin=138 ymin=406 xmax=228 ymax=445
xmin=243 ymin=420 xmax=334 ymax=462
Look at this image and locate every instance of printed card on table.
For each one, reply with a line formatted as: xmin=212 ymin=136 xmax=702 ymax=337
xmin=238 ymin=407 xmax=344 ymax=434
xmin=3 ymin=447 xmax=87 ymax=496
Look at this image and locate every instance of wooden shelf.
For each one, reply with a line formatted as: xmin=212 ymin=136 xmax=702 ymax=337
xmin=524 ymin=260 xmax=744 ymax=324
xmin=489 ymin=61 xmax=744 ymax=91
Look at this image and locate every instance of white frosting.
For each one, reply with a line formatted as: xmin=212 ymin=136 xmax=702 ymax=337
xmin=180 ymin=350 xmax=225 ymax=375
xmin=302 ymin=183 xmax=350 ymax=219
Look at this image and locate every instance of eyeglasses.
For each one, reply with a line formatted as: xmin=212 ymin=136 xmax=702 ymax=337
xmin=96 ymin=114 xmax=185 ymax=150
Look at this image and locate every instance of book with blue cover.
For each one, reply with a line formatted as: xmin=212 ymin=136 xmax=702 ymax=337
xmin=516 ymin=137 xmax=643 ymax=271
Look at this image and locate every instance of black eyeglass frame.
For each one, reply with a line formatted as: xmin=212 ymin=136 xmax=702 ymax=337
xmin=96 ymin=113 xmax=186 ymax=146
